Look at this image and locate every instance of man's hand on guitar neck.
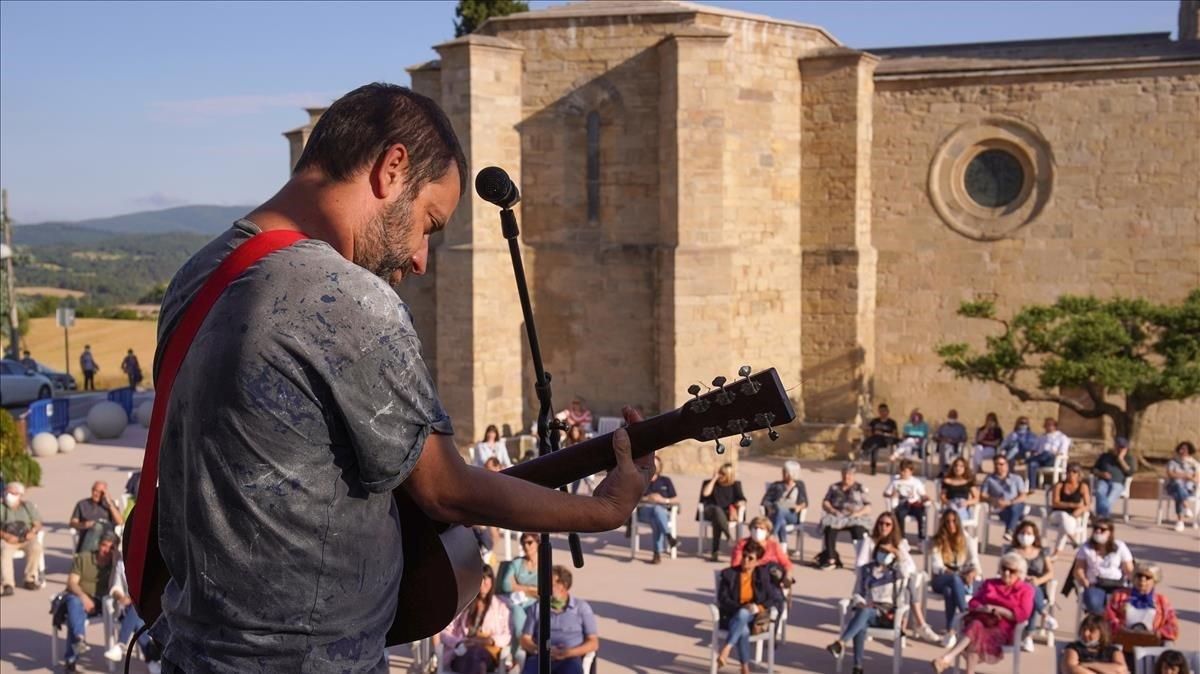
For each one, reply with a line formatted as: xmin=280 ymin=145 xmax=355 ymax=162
xmin=401 ymin=406 xmax=653 ymax=533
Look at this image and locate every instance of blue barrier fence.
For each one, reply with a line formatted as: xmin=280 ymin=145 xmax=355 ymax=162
xmin=26 ymin=398 xmax=70 ymax=439
xmin=107 ymin=387 xmax=135 ymax=422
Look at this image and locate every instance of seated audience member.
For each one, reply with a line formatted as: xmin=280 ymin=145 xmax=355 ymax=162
xmin=1028 ymin=418 xmax=1071 ymax=484
xmin=732 ymin=516 xmax=793 ymax=576
xmin=564 ymin=425 xmax=597 ymax=494
xmin=762 ymin=461 xmax=807 ymax=549
xmin=0 ymin=481 xmax=44 ymax=594
xmin=931 ymin=552 xmax=1035 ymax=674
xmin=637 ymin=456 xmax=678 ymax=563
xmin=441 ymin=564 xmax=511 ymax=674
xmin=981 ymin=456 xmax=1028 ymax=543
xmin=860 ymin=403 xmax=899 ymax=476
xmin=498 ymin=533 xmax=540 ymax=661
xmin=520 ymin=566 xmax=598 ymax=674
xmin=853 ymin=512 xmax=938 ymax=643
xmin=1153 ymin=651 xmax=1191 ymax=674
xmin=474 ymin=425 xmax=512 ymax=468
xmin=1060 ymin=613 xmax=1128 ymax=674
xmin=717 ymin=540 xmax=784 ymax=674
xmin=62 ymin=533 xmax=122 ymax=672
xmin=700 ymin=463 xmax=747 ymax=562
xmin=1073 ymin=518 xmax=1133 ymax=616
xmin=930 ymin=510 xmax=980 ymax=632
xmin=940 ymin=458 xmax=980 ymax=525
xmin=1105 ymin=562 xmax=1178 ymax=651
xmin=103 ymin=547 xmax=160 ymax=670
xmin=971 ymin=412 xmax=1004 ymax=474
xmin=934 ymin=410 xmax=969 ymax=473
xmin=1000 ymin=416 xmax=1039 ymax=467
xmin=556 ymin=398 xmax=593 ymax=434
xmin=1004 ymin=520 xmax=1057 ymax=649
xmin=885 ymin=459 xmax=930 ymax=540
xmin=825 ymin=534 xmax=907 ymax=674
xmin=1049 ymin=463 xmax=1093 ymax=552
xmin=891 ymin=409 xmax=930 ymax=461
xmin=70 ymin=480 xmax=125 ymax=553
xmin=1092 ymin=438 xmax=1137 ymax=519
xmin=815 ymin=463 xmax=872 ymax=570
xmin=1165 ymin=441 xmax=1198 ymax=531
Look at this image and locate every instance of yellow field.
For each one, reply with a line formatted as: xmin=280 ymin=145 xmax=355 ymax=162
xmin=15 ymin=317 xmax=159 ymax=389
xmin=15 ymin=286 xmax=86 ymax=298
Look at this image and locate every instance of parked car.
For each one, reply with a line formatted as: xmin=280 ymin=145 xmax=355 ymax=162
xmin=29 ymin=360 xmax=77 ymax=391
xmin=0 ymin=359 xmax=55 ymax=406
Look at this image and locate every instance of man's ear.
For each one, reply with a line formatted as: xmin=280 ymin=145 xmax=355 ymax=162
xmin=370 ymin=143 xmax=410 ymax=199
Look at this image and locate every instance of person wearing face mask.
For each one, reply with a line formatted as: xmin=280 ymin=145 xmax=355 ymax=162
xmin=0 ymin=481 xmax=43 ymax=595
xmin=1105 ymin=562 xmax=1178 ymax=656
xmin=1073 ymin=518 xmax=1134 ymax=616
xmin=716 ymin=540 xmax=785 ymax=674
xmin=1000 ymin=416 xmax=1039 ymax=467
xmin=732 ymin=516 xmax=793 ymax=576
xmin=931 ymin=553 xmax=1034 ymax=674
xmin=1003 ymin=520 xmax=1057 ymax=650
xmin=1060 ymin=613 xmax=1128 ymax=674
xmin=826 ymin=531 xmax=906 ymax=674
xmin=854 ymin=512 xmax=939 ymax=643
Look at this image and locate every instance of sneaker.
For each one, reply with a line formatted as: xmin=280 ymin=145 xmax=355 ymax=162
xmin=0 ymin=585 xmax=13 ymax=597
xmin=917 ymin=624 xmax=941 ymax=643
xmin=1176 ymin=520 xmax=1185 ymax=532
xmin=23 ymin=579 xmax=39 ymax=590
xmin=147 ymin=663 xmax=162 ymax=674
xmin=942 ymin=632 xmax=957 ymax=648
xmin=666 ymin=534 xmax=678 ymax=549
xmin=826 ymin=641 xmax=844 ymax=658
xmin=1044 ymin=615 xmax=1058 ymax=631
xmin=820 ymin=558 xmax=838 ymax=570
xmin=104 ymin=644 xmax=125 ymax=662
xmin=62 ymin=662 xmax=77 ymax=673
xmin=1002 ymin=531 xmax=1013 ymax=544
xmin=1021 ymin=636 xmax=1034 ymax=652
xmin=73 ymin=637 xmax=89 ymax=655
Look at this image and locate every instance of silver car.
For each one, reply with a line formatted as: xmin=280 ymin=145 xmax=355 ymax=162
xmin=0 ymin=358 xmax=55 ymax=406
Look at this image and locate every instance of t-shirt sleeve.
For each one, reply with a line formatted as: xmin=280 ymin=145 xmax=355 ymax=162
xmin=328 ymin=325 xmax=454 ymax=494
xmin=70 ymin=502 xmax=83 ymax=522
xmin=578 ymin=599 xmax=598 ymax=637
xmin=1117 ymin=541 xmax=1133 ymax=564
xmin=28 ymin=503 xmax=42 ymax=524
xmin=663 ymin=477 xmax=677 ymax=500
xmin=69 ymin=553 xmax=83 ymax=577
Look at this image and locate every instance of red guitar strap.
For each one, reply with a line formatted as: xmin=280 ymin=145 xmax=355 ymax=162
xmin=124 ymin=230 xmax=308 ymax=618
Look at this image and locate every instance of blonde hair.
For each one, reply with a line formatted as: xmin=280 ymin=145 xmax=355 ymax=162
xmin=749 ymin=515 xmax=772 ymax=530
xmin=1134 ymin=561 xmax=1161 ymax=584
xmin=999 ymin=551 xmax=1027 ymax=578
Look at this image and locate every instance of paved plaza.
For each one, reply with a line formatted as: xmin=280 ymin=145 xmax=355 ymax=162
xmin=1 ymin=425 xmax=1197 ymax=673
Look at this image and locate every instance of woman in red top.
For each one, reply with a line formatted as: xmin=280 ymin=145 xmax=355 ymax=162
xmin=1105 ymin=562 xmax=1179 ymax=647
xmin=932 ymin=552 xmax=1034 ymax=673
xmin=731 ymin=516 xmax=792 ymax=574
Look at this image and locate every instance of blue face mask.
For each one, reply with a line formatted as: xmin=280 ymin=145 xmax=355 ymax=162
xmin=875 ymin=551 xmax=895 ymax=566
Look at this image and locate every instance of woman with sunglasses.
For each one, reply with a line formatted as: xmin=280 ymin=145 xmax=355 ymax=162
xmin=929 ymin=510 xmax=980 ymax=636
xmin=931 ymin=552 xmax=1034 ymax=674
xmin=1105 ymin=562 xmax=1179 ymax=653
xmin=498 ymin=533 xmax=541 ymax=662
xmin=716 ymin=540 xmax=785 ymax=674
xmin=1073 ymin=517 xmax=1134 ymax=616
xmin=853 ymin=512 xmax=939 ymax=642
xmin=1049 ymin=462 xmax=1093 ymax=552
xmin=1060 ymin=613 xmax=1128 ymax=674
xmin=826 ymin=527 xmax=906 ymax=674
xmin=1004 ymin=519 xmax=1057 ymax=650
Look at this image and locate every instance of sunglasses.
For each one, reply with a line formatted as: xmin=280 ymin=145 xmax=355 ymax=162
xmin=1000 ymin=567 xmax=1019 ymax=575
xmin=1135 ymin=574 xmax=1154 ymax=580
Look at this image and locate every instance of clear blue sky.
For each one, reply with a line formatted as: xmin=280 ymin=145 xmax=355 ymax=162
xmin=0 ymin=0 xmax=1179 ymax=223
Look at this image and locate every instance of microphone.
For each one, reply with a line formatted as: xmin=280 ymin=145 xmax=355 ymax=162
xmin=475 ymin=166 xmax=521 ymax=209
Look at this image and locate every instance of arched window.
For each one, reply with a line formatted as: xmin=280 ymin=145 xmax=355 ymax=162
xmin=586 ymin=111 xmax=600 ymax=223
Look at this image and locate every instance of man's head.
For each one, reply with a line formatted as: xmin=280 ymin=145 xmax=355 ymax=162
xmin=878 ymin=403 xmax=890 ymax=418
xmin=22 ymin=350 xmax=30 ymax=358
xmin=97 ymin=532 xmax=118 ymax=562
xmin=994 ymin=455 xmax=1010 ymax=476
xmin=90 ymin=481 xmax=108 ymax=503
xmin=84 ymin=345 xmax=91 ymax=351
xmin=1114 ymin=437 xmax=1130 ymax=452
xmin=947 ymin=409 xmax=958 ymax=421
xmin=741 ymin=539 xmax=766 ymax=569
xmin=3 ymin=482 xmax=24 ymax=508
xmin=550 ymin=564 xmax=573 ymax=601
xmin=1044 ymin=417 xmax=1057 ymax=433
xmin=292 ymin=83 xmax=466 ymax=288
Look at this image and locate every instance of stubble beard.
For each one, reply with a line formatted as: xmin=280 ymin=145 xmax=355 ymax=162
xmin=355 ymin=195 xmax=416 ymax=290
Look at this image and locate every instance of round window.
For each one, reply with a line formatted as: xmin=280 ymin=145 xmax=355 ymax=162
xmin=964 ymin=149 xmax=1025 ymax=208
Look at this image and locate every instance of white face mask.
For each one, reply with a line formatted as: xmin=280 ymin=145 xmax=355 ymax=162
xmin=3 ymin=493 xmax=18 ymax=508
xmin=1017 ymin=534 xmax=1035 ymax=547
xmin=752 ymin=529 xmax=768 ymax=542
xmin=1082 ymin=639 xmax=1100 ymax=648
xmin=1092 ymin=531 xmax=1110 ymax=545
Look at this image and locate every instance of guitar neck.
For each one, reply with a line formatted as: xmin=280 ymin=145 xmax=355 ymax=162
xmin=501 ymin=409 xmax=685 ymax=489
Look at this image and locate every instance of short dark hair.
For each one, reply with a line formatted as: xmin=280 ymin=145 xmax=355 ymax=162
xmin=1155 ymin=650 xmax=1191 ymax=674
xmin=551 ymin=564 xmax=573 ymax=590
xmin=1078 ymin=613 xmax=1111 ymax=649
xmin=899 ymin=459 xmax=915 ymax=473
xmin=293 ymin=83 xmax=467 ymax=197
xmin=741 ymin=539 xmax=766 ymax=560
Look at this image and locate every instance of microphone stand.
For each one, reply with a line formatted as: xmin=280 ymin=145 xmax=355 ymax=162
xmin=498 ymin=207 xmax=585 ymax=674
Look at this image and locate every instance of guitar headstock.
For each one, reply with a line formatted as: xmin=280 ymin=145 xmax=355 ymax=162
xmin=678 ymin=366 xmax=797 ymax=453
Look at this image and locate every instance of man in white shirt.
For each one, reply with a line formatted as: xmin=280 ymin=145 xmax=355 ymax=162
xmin=884 ymin=460 xmax=930 ymax=540
xmin=1025 ymin=418 xmax=1071 ymax=487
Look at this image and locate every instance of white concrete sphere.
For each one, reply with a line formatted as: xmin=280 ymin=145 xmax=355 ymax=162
xmin=87 ymin=401 xmax=128 ymax=439
xmin=135 ymin=400 xmax=154 ymax=427
xmin=31 ymin=432 xmax=58 ymax=457
xmin=57 ymin=434 xmax=77 ymax=454
xmin=72 ymin=425 xmax=92 ymax=443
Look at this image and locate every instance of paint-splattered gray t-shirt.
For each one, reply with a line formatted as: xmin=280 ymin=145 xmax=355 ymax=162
xmin=149 ymin=220 xmax=452 ymax=673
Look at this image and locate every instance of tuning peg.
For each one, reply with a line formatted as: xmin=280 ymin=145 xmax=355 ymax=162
xmin=711 ymin=376 xmax=733 ymax=406
xmin=769 ymin=429 xmax=780 ymax=442
xmin=688 ymin=384 xmax=702 ymax=397
xmin=714 ymin=439 xmax=725 ymax=454
xmin=711 ymin=376 xmax=727 ymax=388
xmin=739 ymin=433 xmax=752 ymax=448
xmin=738 ymin=365 xmax=751 ymax=378
xmin=687 ymin=383 xmax=711 ymax=414
xmin=755 ymin=412 xmax=780 ymax=441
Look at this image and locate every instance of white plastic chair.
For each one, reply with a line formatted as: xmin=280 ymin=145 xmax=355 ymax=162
xmin=834 ymin=573 xmax=920 ymax=674
xmin=50 ymin=594 xmax=118 ymax=673
xmin=629 ymin=502 xmax=679 ymax=560
xmin=595 ymin=416 xmax=623 ymax=435
xmin=1034 ymin=452 xmax=1070 ymax=490
xmin=708 ymin=571 xmax=776 ymax=674
xmin=758 ymin=482 xmax=807 ymax=560
xmin=696 ymin=503 xmax=746 ymax=556
xmin=1040 ymin=488 xmax=1091 ymax=551
xmin=1132 ymin=647 xmax=1200 ymax=674
xmin=947 ymin=613 xmax=1030 ymax=674
xmin=1154 ymin=478 xmax=1200 ymax=529
xmin=10 ymin=528 xmax=46 ymax=587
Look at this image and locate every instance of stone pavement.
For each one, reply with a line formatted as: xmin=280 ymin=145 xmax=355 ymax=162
xmin=2 ymin=426 xmax=1197 ymax=673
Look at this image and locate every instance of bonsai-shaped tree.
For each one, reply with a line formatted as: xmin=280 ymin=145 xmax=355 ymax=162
xmin=937 ymin=290 xmax=1200 ymax=461
xmin=454 ymin=0 xmax=529 ymax=37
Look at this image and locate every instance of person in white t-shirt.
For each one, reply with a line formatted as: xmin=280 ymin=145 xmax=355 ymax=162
xmin=1024 ymin=418 xmax=1071 ymax=487
xmin=884 ymin=460 xmax=930 ymax=540
xmin=1165 ymin=441 xmax=1198 ymax=531
xmin=1072 ymin=517 xmax=1134 ymax=616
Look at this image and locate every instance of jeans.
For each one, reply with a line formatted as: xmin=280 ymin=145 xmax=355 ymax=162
xmin=724 ymin=607 xmax=754 ymax=664
xmin=839 ymin=606 xmax=885 ymax=667
xmin=1083 ymin=585 xmax=1114 ymax=615
xmin=703 ymin=505 xmax=732 ymax=554
xmin=862 ymin=437 xmax=898 ymax=475
xmin=1024 ymin=452 xmax=1057 ymax=487
xmin=523 ymin=655 xmax=583 ymax=674
xmin=64 ymin=594 xmax=101 ymax=663
xmin=637 ymin=505 xmax=671 ymax=553
xmin=118 ymin=604 xmax=152 ymax=656
xmin=1166 ymin=480 xmax=1196 ymax=516
xmin=931 ymin=572 xmax=969 ymax=630
xmin=1024 ymin=582 xmax=1047 ymax=636
xmin=772 ymin=508 xmax=800 ymax=543
xmin=83 ymin=370 xmax=96 ymax=390
xmin=894 ymin=502 xmax=926 ymax=539
xmin=1095 ymin=480 xmax=1125 ymax=517
xmin=995 ymin=503 xmax=1027 ymax=533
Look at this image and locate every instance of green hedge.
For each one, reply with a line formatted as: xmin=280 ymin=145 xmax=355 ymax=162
xmin=0 ymin=410 xmax=41 ymax=487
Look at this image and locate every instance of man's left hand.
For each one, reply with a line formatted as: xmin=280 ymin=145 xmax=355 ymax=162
xmin=550 ymin=646 xmax=570 ymax=661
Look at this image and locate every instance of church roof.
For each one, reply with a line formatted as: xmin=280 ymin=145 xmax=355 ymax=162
xmin=872 ymin=32 xmax=1200 ymax=76
xmin=481 ymin=0 xmax=840 ymax=45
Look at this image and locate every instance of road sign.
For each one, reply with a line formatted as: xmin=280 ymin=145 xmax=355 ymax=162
xmin=56 ymin=306 xmax=75 ymax=328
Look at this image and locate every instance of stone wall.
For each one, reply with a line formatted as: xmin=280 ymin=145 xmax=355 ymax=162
xmin=870 ymin=66 xmax=1200 ymax=455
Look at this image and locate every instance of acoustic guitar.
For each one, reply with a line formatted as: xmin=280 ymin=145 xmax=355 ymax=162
xmin=387 ymin=366 xmax=796 ymax=644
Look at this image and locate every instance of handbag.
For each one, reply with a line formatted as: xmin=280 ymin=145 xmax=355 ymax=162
xmin=750 ymin=608 xmax=772 ymax=635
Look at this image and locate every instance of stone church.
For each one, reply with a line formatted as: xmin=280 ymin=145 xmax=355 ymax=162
xmin=286 ymin=0 xmax=1200 ymax=471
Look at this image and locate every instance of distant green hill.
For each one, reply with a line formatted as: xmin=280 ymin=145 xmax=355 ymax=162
xmin=12 ymin=204 xmax=251 ymax=246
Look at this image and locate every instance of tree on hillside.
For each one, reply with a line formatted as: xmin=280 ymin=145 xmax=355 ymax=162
xmin=936 ymin=290 xmax=1200 ymax=460
xmin=455 ymin=0 xmax=529 ymax=37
